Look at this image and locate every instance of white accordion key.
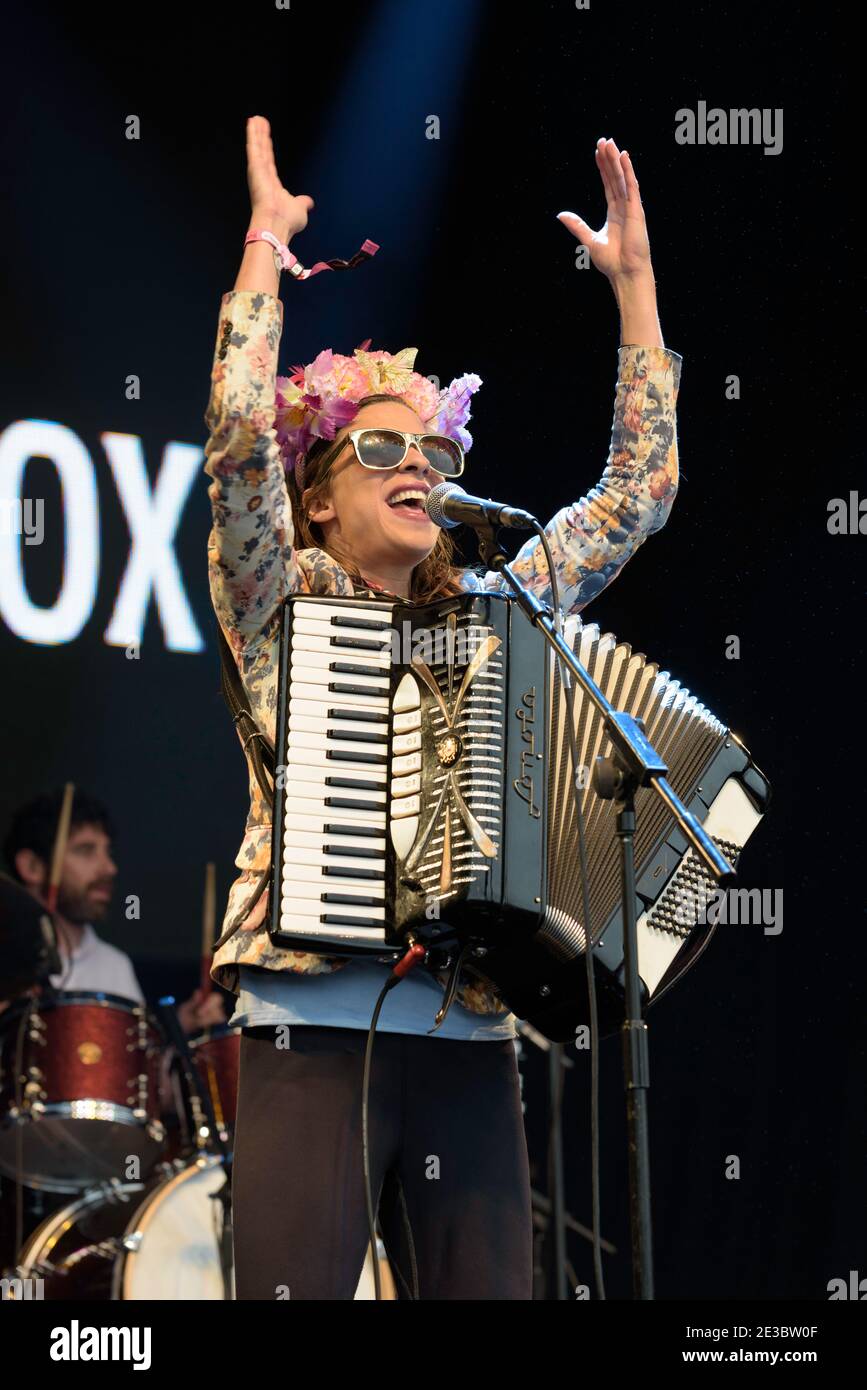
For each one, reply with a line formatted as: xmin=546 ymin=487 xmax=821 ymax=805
xmin=290 ymin=681 xmax=389 ymax=711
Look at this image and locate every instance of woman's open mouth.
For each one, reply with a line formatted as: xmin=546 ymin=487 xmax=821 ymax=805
xmin=386 ymin=488 xmax=431 ymax=521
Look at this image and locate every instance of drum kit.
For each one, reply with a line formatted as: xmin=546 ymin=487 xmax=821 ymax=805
xmin=0 ymin=989 xmax=394 ymax=1299
xmin=0 ymin=984 xmax=243 ymax=1299
xmin=0 ymin=865 xmax=393 ymax=1300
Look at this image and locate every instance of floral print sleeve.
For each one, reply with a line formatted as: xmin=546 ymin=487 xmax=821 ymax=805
xmin=203 ymin=290 xmax=300 ymax=655
xmin=470 ymin=344 xmax=682 ymax=615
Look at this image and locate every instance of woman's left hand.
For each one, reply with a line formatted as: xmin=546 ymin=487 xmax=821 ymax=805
xmin=557 ymin=137 xmax=653 ymax=283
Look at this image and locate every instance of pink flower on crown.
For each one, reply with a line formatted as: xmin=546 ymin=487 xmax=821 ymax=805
xmin=330 ymin=353 xmax=370 ymax=399
xmin=401 ymin=374 xmax=442 ymax=423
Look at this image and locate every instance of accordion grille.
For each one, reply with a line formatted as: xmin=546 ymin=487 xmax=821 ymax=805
xmin=402 ymin=614 xmax=505 ymax=905
xmin=543 ymin=619 xmax=727 ymax=957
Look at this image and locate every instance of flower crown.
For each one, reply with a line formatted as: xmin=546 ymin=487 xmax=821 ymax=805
xmin=274 ymin=341 xmax=482 ymax=491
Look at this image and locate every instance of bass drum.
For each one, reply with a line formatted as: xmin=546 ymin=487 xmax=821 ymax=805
xmin=17 ymin=1156 xmax=394 ymax=1299
xmin=115 ymin=1155 xmax=233 ymax=1299
xmin=17 ymin=1156 xmax=232 ymax=1300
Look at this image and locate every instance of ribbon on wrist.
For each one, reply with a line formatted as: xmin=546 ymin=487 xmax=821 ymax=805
xmin=244 ymin=228 xmax=379 ymax=280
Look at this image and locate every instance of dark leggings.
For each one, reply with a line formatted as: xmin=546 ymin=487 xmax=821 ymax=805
xmin=230 ymin=1025 xmax=533 ymax=1300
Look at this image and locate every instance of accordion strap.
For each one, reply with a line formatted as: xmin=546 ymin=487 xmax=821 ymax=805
xmin=215 ymin=623 xmax=276 ymax=815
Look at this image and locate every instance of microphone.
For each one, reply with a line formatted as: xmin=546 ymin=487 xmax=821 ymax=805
xmin=425 ymin=481 xmax=536 ymax=531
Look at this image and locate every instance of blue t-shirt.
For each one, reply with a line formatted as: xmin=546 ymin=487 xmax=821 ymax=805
xmin=230 ymin=959 xmax=517 ymax=1041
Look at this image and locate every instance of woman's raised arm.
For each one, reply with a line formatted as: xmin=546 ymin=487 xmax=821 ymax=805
xmin=482 ymin=137 xmax=681 ymax=615
xmin=234 ymin=115 xmax=314 ymax=295
xmin=557 ymin=136 xmax=663 ymax=348
xmin=204 ymin=117 xmax=315 ymax=655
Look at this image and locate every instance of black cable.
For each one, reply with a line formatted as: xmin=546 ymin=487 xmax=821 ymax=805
xmin=361 ymin=942 xmax=427 ymax=1302
xmin=530 ymin=520 xmax=606 ymax=1302
xmin=362 ymin=976 xmax=394 ymax=1302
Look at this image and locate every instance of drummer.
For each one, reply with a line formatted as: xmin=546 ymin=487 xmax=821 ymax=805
xmin=2 ymin=788 xmax=225 ymax=1033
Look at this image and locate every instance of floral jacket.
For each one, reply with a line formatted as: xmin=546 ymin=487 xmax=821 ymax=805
xmin=205 ymin=289 xmax=682 ymax=1012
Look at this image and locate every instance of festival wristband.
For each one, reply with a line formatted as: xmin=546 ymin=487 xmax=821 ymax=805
xmin=244 ymin=229 xmax=379 ymax=280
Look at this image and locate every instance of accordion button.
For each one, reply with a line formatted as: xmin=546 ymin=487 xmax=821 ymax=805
xmin=391 ymin=795 xmax=420 ymax=819
xmin=393 ymin=709 xmax=421 ymax=734
xmin=393 ymin=730 xmax=422 ymax=756
xmin=393 ymin=752 xmax=422 ymax=775
xmin=391 ymin=773 xmax=421 ymax=797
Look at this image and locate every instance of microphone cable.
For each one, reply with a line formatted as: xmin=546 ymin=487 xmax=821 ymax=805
xmin=361 ymin=940 xmax=426 ymax=1301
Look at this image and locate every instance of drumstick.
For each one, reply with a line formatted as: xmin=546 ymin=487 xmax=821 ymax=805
xmin=46 ymin=782 xmax=75 ymax=914
xmin=200 ymin=861 xmax=216 ymax=998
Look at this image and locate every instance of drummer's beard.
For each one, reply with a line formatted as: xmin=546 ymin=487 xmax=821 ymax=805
xmin=55 ymin=881 xmax=112 ymax=924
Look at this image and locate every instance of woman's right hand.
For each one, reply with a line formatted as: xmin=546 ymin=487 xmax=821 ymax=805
xmin=246 ymin=114 xmax=314 ymax=242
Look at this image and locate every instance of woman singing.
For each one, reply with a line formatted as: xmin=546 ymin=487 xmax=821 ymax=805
xmin=204 ymin=115 xmax=681 ymax=1300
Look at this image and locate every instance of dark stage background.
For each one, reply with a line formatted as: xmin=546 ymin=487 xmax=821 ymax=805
xmin=1 ymin=0 xmax=858 ymax=1303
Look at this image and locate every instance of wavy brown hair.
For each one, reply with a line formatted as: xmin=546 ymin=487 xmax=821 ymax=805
xmin=287 ymin=393 xmax=465 ymax=603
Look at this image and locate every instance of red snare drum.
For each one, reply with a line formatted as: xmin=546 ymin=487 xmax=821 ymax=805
xmin=187 ymin=1025 xmax=241 ymax=1144
xmin=0 ymin=992 xmax=166 ymax=1192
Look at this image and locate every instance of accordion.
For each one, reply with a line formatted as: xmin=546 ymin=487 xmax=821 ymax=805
xmin=268 ymin=593 xmax=771 ymax=1041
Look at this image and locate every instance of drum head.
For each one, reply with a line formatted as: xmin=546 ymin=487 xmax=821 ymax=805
xmin=116 ymin=1156 xmax=233 ymax=1300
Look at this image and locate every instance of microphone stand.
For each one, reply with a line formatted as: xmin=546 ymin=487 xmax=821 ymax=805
xmin=548 ymin=1040 xmax=568 ymax=1299
xmin=475 ymin=525 xmax=736 ymax=1301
